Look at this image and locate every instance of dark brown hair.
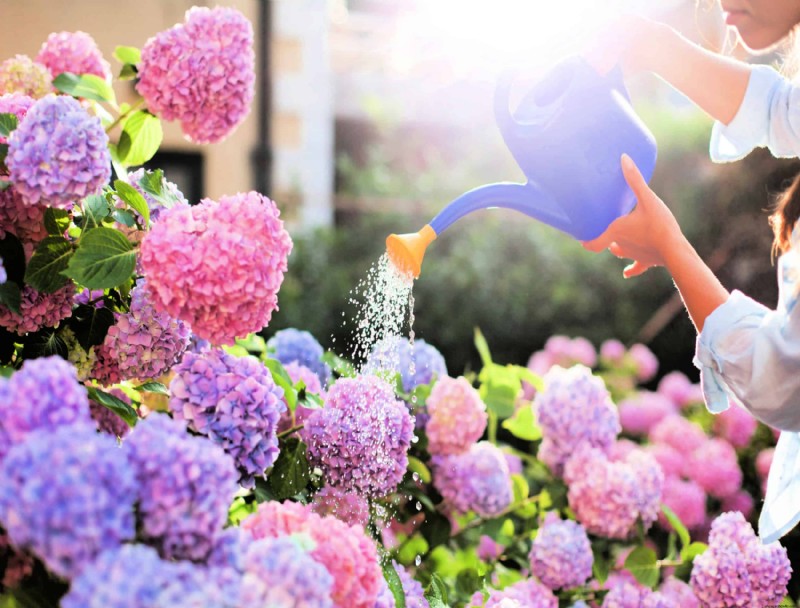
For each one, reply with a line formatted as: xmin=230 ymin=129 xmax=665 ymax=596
xmin=770 ymin=172 xmax=800 ymax=257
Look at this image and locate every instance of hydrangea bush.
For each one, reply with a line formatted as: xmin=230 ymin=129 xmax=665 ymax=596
xmin=0 ymin=7 xmax=795 ymax=608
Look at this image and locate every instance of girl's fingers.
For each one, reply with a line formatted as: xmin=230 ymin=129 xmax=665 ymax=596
xmin=623 ymin=260 xmax=650 ymax=278
xmin=581 ymin=232 xmax=615 ymax=253
xmin=620 ymin=153 xmax=649 ymax=201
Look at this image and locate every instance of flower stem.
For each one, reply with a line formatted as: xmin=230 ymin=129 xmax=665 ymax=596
xmin=277 ymin=424 xmax=304 ymax=439
xmin=105 ymin=98 xmax=145 ymax=134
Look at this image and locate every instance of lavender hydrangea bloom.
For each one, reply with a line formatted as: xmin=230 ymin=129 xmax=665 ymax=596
xmin=126 ymin=415 xmax=239 ymax=561
xmin=0 ymin=425 xmax=136 ymax=578
xmin=483 ymin=579 xmax=558 ymax=608
xmin=365 ymin=336 xmax=447 ymax=392
xmin=0 ymin=356 xmax=91 ymax=460
xmin=305 ymin=375 xmax=414 ymax=497
xmin=433 ymin=441 xmax=513 ymax=518
xmin=268 ymin=328 xmax=332 ymax=385
xmin=601 ymin=582 xmax=679 ymax=608
xmin=7 ymin=95 xmax=110 ymax=208
xmin=425 ymin=376 xmax=487 ymax=456
xmin=529 ymin=513 xmax=593 ymax=590
xmin=0 ymin=93 xmax=35 ymax=144
xmin=136 ymin=6 xmax=255 ymax=144
xmin=534 ymin=365 xmax=620 ymax=477
xmin=0 ymin=282 xmax=75 ymax=334
xmin=62 ymin=544 xmax=224 ymax=608
xmin=691 ymin=511 xmax=791 ymax=607
xmin=0 ymin=528 xmax=34 ymax=588
xmin=170 ymin=348 xmax=286 ymax=487
xmin=375 ymin=562 xmax=429 ymax=608
xmin=104 ymin=279 xmax=191 ymax=381
xmin=36 ymin=31 xmax=111 ymax=81
xmin=0 ymin=55 xmax=50 ymax=98
xmin=658 ymin=577 xmax=699 ymax=608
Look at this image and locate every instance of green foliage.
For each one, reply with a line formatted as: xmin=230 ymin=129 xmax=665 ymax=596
xmin=382 ymin=559 xmax=407 ymax=608
xmin=624 ymin=546 xmax=659 ymax=589
xmin=53 ymin=73 xmax=116 ymax=104
xmin=86 ymin=385 xmax=138 ymax=427
xmin=114 ymin=180 xmax=150 ymax=226
xmin=64 ymin=226 xmax=136 ymax=289
xmin=266 ymin=437 xmax=310 ymax=500
xmin=24 ymin=236 xmax=73 ymax=293
xmin=117 ymin=110 xmax=163 ymax=167
xmin=0 ymin=112 xmax=18 ymax=137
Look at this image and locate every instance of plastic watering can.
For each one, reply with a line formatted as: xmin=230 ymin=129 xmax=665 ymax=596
xmin=386 ymin=55 xmax=658 ymax=278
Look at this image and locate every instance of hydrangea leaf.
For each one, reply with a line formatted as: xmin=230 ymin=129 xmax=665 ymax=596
xmin=623 ymin=546 xmax=659 ymax=589
xmin=381 ymin=560 xmax=406 ymax=608
xmin=117 ymin=111 xmax=162 ymax=167
xmin=64 ymin=226 xmax=136 ymax=289
xmin=68 ymin=304 xmax=115 ymax=351
xmin=21 ymin=328 xmax=67 ymax=359
xmin=114 ymin=179 xmax=150 ymax=226
xmin=114 ymin=45 xmax=141 ymax=65
xmin=455 ymin=568 xmax=484 ymax=599
xmin=420 ymin=510 xmax=451 ymax=551
xmin=24 ymin=236 xmax=73 ymax=293
xmin=82 ymin=194 xmax=111 ymax=231
xmin=44 ymin=208 xmax=71 ymax=236
xmin=53 ymin=72 xmax=116 ymax=104
xmin=478 ymin=363 xmax=520 ymax=418
xmin=661 ymin=504 xmax=690 ymax=550
xmin=0 ymin=282 xmax=21 ymax=315
xmin=263 ymin=357 xmax=298 ymax=413
xmin=0 ymin=113 xmax=18 ymax=138
xmin=266 ymin=437 xmax=309 ymax=500
xmin=501 ymin=403 xmax=542 ymax=441
xmin=134 ymin=381 xmax=169 ymax=396
xmin=425 ymin=573 xmax=449 ymax=608
xmin=87 ymin=386 xmax=138 ymax=428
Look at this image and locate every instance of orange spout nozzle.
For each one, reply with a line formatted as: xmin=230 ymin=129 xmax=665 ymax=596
xmin=385 ymin=224 xmax=437 ymax=279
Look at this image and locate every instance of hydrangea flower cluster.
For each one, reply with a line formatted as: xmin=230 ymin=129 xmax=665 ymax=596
xmin=62 ymin=544 xmax=223 ymax=608
xmin=140 ymin=191 xmax=292 ymax=345
xmin=267 ymin=328 xmax=332 ymax=385
xmin=713 ymin=402 xmax=758 ymax=448
xmin=89 ymin=387 xmax=134 ymax=439
xmin=628 ymin=343 xmax=659 ymax=381
xmin=658 ymin=577 xmax=699 ymax=608
xmin=721 ymin=490 xmax=755 ymax=519
xmin=432 ymin=441 xmax=513 ymax=518
xmin=658 ymin=476 xmax=706 ymax=531
xmin=657 ymin=371 xmax=701 ymax=408
xmin=477 ymin=579 xmax=558 ymax=608
xmin=691 ymin=511 xmax=791 ymax=606
xmin=0 ymin=528 xmax=34 ymax=588
xmin=365 ymin=335 xmax=447 ymax=392
xmin=0 ymin=93 xmax=34 ymax=144
xmin=103 ymin=279 xmax=191 ymax=381
xmin=534 ymin=365 xmax=620 ymax=476
xmin=59 ymin=326 xmax=97 ymax=381
xmin=617 ymin=391 xmax=676 ymax=436
xmin=0 ymin=282 xmax=75 ymax=334
xmin=136 ymin=6 xmax=255 ymax=144
xmin=304 ymin=375 xmax=414 ymax=497
xmin=311 ymin=485 xmax=371 ymax=527
xmin=375 ymin=561 xmax=430 ymax=608
xmin=125 ymin=415 xmax=239 ymax=561
xmin=686 ymin=438 xmax=742 ymax=499
xmin=242 ymin=500 xmax=383 ymax=608
xmin=425 ymin=376 xmax=487 ymax=455
xmin=529 ymin=513 xmax=593 ymax=590
xmin=0 ymin=356 xmax=91 ymax=460
xmin=36 ymin=31 xmax=111 ymax=81
xmin=7 ymin=95 xmax=110 ymax=208
xmin=237 ymin=536 xmax=334 ymax=608
xmin=277 ymin=360 xmax=327 ymax=433
xmin=601 ymin=581 xmax=678 ymax=608
xmin=0 ymin=424 xmax=136 ymax=578
xmin=0 ymin=185 xmax=48 ymax=250
xmin=599 ymin=338 xmax=626 ymax=363
xmin=563 ymin=444 xmax=663 ymax=539
xmin=526 ymin=335 xmax=597 ymax=381
xmin=126 ymin=168 xmax=188 ymax=222
xmin=0 ymin=55 xmax=50 ymax=97
xmin=90 ymin=342 xmax=122 ymax=386
xmin=170 ymin=348 xmax=285 ymax=487
xmin=648 ymin=415 xmax=706 ymax=453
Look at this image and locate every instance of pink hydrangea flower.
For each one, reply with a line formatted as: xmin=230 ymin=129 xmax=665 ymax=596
xmin=648 ymin=415 xmax=706 ymax=454
xmin=0 ymin=93 xmax=34 ymax=144
xmin=483 ymin=579 xmax=558 ymax=608
xmin=600 ymin=338 xmax=626 ymax=363
xmin=756 ymin=448 xmax=774 ymax=481
xmin=534 ymin=365 xmax=620 ymax=476
xmin=140 ymin=191 xmax=292 ymax=345
xmin=529 ymin=513 xmax=593 ymax=590
xmin=713 ymin=402 xmax=757 ymax=448
xmin=0 ymin=55 xmax=50 ymax=98
xmin=564 ymin=444 xmax=663 ymax=539
xmin=658 ymin=476 xmax=706 ymax=531
xmin=90 ymin=341 xmax=122 ymax=386
xmin=601 ymin=581 xmax=678 ymax=608
xmin=658 ymin=577 xmax=699 ymax=608
xmin=0 ymin=282 xmax=74 ymax=334
xmin=89 ymin=387 xmax=134 ymax=439
xmin=686 ymin=438 xmax=742 ymax=499
xmin=644 ymin=443 xmax=685 ymax=479
xmin=477 ymin=535 xmax=503 ymax=561
xmin=425 ymin=376 xmax=487 ymax=455
xmin=36 ymin=31 xmax=111 ymax=81
xmin=137 ymin=6 xmax=255 ymax=144
xmin=311 ymin=485 xmax=370 ymax=528
xmin=242 ymin=500 xmax=383 ymax=608
xmin=720 ymin=489 xmax=755 ymax=519
xmin=618 ymin=390 xmax=676 ymax=435
xmin=628 ymin=343 xmax=658 ymax=382
xmin=656 ymin=371 xmax=698 ymax=408
xmin=0 ymin=185 xmax=48 ymax=250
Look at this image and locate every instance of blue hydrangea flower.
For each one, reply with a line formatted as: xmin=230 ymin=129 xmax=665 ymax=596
xmin=126 ymin=414 xmax=239 ymax=562
xmin=365 ymin=336 xmax=447 ymax=392
xmin=169 ymin=348 xmax=286 ymax=488
xmin=0 ymin=424 xmax=136 ymax=578
xmin=267 ymin=328 xmax=331 ymax=385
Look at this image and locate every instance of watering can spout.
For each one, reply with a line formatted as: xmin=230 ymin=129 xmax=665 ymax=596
xmin=386 ymin=225 xmax=437 ymax=279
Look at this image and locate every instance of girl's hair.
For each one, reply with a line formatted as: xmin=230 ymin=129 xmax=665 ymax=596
xmin=770 ymin=171 xmax=800 ymax=257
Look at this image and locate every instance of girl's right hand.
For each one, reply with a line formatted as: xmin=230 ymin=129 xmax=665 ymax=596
xmin=581 ymin=14 xmax=670 ymax=76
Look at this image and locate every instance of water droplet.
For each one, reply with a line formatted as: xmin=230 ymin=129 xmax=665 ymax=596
xmin=415 ymin=501 xmax=422 ymax=511
xmin=412 ymin=472 xmax=420 ymax=482
xmin=415 ymin=555 xmax=422 ymax=566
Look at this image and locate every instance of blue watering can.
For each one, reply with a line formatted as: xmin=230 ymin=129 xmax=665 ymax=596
xmin=386 ymin=55 xmax=658 ymax=278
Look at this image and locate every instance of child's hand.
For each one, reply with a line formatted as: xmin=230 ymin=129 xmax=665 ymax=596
xmin=582 ymin=154 xmax=686 ymax=278
xmin=581 ymin=14 xmax=669 ymax=76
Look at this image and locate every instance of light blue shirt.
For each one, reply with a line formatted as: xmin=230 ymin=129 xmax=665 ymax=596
xmin=696 ymin=63 xmax=800 ymax=543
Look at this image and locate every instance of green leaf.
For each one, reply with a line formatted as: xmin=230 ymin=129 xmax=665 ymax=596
xmin=408 ymin=455 xmax=431 ymax=483
xmin=21 ymin=328 xmax=67 ymax=359
xmin=425 ymin=573 xmax=449 ymax=608
xmin=419 ymin=510 xmax=452 ymax=550
xmin=514 ymin=365 xmax=544 ymax=393
xmin=82 ymin=194 xmax=111 ymax=231
xmin=113 ymin=208 xmax=136 ymax=227
xmin=117 ymin=111 xmax=162 ymax=167
xmin=263 ymin=357 xmax=298 ymax=412
xmin=86 ymin=386 xmax=138 ymax=427
xmin=64 ymin=226 xmax=135 ymax=289
xmin=24 ymin=236 xmax=73 ymax=293
xmin=118 ymin=64 xmax=138 ymax=80
xmin=114 ymin=179 xmax=150 ymax=226
xmin=0 ymin=282 xmax=21 ymax=314
xmin=267 ymin=437 xmax=310 ymax=499
xmin=0 ymin=179 xmax=11 ymax=192
xmin=624 ymin=546 xmax=660 ymax=589
xmin=592 ymin=544 xmax=610 ymax=584
xmin=674 ymin=542 xmax=708 ymax=580
xmin=511 ymin=473 xmax=529 ymax=504
xmin=478 ymin=363 xmax=520 ymax=418
xmin=661 ymin=504 xmax=690 ymax=550
xmin=0 ymin=144 xmax=7 ymax=170
xmin=44 ymin=208 xmax=71 ymax=236
xmin=68 ymin=304 xmax=115 ymax=350
xmin=134 ymin=381 xmax=169 ymax=395
xmin=53 ymin=72 xmax=115 ymax=104
xmin=382 ymin=559 xmax=406 ymax=608
xmin=321 ymin=350 xmax=356 ymax=378
xmin=473 ymin=327 xmax=493 ymax=366
xmin=501 ymin=403 xmax=542 ymax=441
xmin=227 ymin=496 xmax=257 ymax=527
xmin=138 ymin=169 xmax=164 ymax=198
xmin=455 ymin=568 xmax=484 ymax=598
xmin=114 ymin=45 xmax=141 ymax=65
xmin=237 ymin=334 xmax=267 ymax=354
xmin=0 ymin=113 xmax=18 ymax=138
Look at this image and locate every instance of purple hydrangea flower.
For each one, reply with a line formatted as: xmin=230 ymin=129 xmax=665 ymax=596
xmin=658 ymin=476 xmax=706 ymax=531
xmin=601 ymin=581 xmax=679 ymax=608
xmin=62 ymin=544 xmax=224 ymax=608
xmin=277 ymin=361 xmax=326 ymax=433
xmin=36 ymin=31 xmax=111 ymax=81
xmin=691 ymin=512 xmax=791 ymax=607
xmin=89 ymin=387 xmax=134 ymax=439
xmin=170 ymin=348 xmax=285 ymax=487
xmin=529 ymin=513 xmax=593 ymax=590
xmin=686 ymin=438 xmax=742 ymax=499
xmin=658 ymin=577 xmax=699 ymax=608
xmin=425 ymin=376 xmax=487 ymax=456
xmin=484 ymin=579 xmax=558 ymax=608
xmin=0 ymin=282 xmax=75 ymax=334
xmin=136 ymin=6 xmax=255 ymax=144
xmin=7 ymin=95 xmax=110 ymax=208
xmin=432 ymin=441 xmax=513 ymax=518
xmin=0 ymin=55 xmax=50 ymax=98
xmin=103 ymin=279 xmax=191 ymax=381
xmin=0 ymin=424 xmax=136 ymax=578
xmin=268 ymin=328 xmax=332 ymax=386
xmin=564 ymin=444 xmax=663 ymax=539
xmin=534 ymin=365 xmax=620 ymax=477
xmin=0 ymin=258 xmax=6 ymax=285
xmin=311 ymin=485 xmax=371 ymax=527
xmin=126 ymin=414 xmax=239 ymax=561
xmin=365 ymin=336 xmax=447 ymax=392
xmin=305 ymin=375 xmax=414 ymax=497
xmin=379 ymin=561 xmax=430 ymax=608
xmin=618 ymin=391 xmax=676 ymax=436
xmin=0 ymin=356 xmax=91 ymax=460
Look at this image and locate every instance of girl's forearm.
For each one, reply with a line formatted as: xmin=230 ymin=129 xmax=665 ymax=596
xmin=647 ymin=25 xmax=752 ymax=125
xmin=662 ymin=236 xmax=730 ymax=332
